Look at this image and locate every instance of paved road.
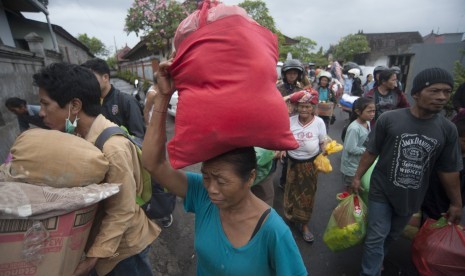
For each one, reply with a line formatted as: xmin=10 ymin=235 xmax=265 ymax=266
xmin=111 ymin=78 xmax=420 ymax=276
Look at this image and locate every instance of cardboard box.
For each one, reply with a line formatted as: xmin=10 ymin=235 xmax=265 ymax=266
xmin=0 ymin=204 xmax=97 ymax=276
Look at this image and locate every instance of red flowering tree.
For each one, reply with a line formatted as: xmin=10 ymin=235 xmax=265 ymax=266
xmin=125 ymin=0 xmax=197 ymax=58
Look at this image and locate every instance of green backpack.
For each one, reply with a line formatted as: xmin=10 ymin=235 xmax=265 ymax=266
xmin=95 ymin=126 xmax=152 ymax=206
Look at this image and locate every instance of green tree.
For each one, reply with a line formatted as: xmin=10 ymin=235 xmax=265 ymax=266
xmin=281 ymin=36 xmax=316 ymax=62
xmin=308 ymin=47 xmax=329 ymax=68
xmin=125 ymin=0 xmax=196 ymax=58
xmin=106 ymin=56 xmax=117 ymax=70
xmin=77 ymin=33 xmax=109 ymax=57
xmin=332 ymin=34 xmax=370 ymax=62
xmin=238 ymin=0 xmax=277 ymax=33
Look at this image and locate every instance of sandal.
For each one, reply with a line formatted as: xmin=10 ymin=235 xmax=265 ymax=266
xmin=299 ymin=224 xmax=314 ymax=243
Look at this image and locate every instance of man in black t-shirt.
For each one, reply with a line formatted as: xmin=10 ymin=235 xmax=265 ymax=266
xmin=351 ymin=68 xmax=463 ymax=276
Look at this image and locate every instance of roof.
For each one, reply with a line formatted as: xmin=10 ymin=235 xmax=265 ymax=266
xmin=283 ymin=35 xmax=299 ymax=45
xmin=117 ymin=45 xmax=131 ymax=61
xmin=363 ymin=32 xmax=423 ymax=52
xmin=7 ymin=10 xmax=94 ymax=57
xmin=122 ymin=37 xmax=160 ymax=60
xmin=2 ymin=0 xmax=48 ymax=14
xmin=423 ymin=32 xmax=465 ymax=44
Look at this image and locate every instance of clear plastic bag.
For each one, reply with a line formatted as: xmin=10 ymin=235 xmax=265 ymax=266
xmin=22 ymin=221 xmax=49 ymax=264
xmin=323 ymin=194 xmax=367 ymax=251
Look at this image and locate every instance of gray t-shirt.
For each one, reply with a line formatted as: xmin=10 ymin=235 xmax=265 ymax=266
xmin=367 ymin=108 xmax=462 ymax=216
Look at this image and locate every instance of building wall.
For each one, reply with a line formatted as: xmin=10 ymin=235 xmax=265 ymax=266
xmin=120 ymin=55 xmax=160 ymax=83
xmin=7 ymin=13 xmax=54 ymax=50
xmin=405 ymin=42 xmax=465 ymax=97
xmin=0 ymin=2 xmax=14 ymax=47
xmin=0 ymin=45 xmax=44 ymax=161
xmin=56 ymin=35 xmax=92 ymax=65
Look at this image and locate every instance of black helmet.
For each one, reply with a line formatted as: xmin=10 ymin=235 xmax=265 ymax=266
xmin=373 ymin=65 xmax=388 ymax=77
xmin=391 ymin=66 xmax=401 ymax=75
xmin=282 ymin=59 xmax=303 ymax=82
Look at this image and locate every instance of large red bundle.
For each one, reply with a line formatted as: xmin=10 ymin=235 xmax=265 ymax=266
xmin=412 ymin=217 xmax=465 ymax=276
xmin=167 ymin=2 xmax=298 ymax=169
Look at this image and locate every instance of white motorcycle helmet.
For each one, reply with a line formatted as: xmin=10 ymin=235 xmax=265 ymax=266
xmin=348 ymin=68 xmax=361 ymax=79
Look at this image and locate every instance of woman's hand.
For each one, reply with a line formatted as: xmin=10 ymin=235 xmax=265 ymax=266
xmin=157 ymin=59 xmax=176 ymax=96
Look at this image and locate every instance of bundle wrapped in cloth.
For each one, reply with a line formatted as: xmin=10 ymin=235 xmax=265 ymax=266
xmin=2 ymin=128 xmax=109 ymax=187
xmin=167 ymin=0 xmax=298 ymax=168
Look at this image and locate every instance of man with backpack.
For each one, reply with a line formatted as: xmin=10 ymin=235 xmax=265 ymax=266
xmin=33 ymin=63 xmax=160 ymax=275
xmin=82 ymin=58 xmax=176 ymax=228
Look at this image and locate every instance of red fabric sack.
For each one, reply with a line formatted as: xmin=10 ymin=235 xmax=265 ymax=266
xmin=167 ymin=3 xmax=298 ymax=169
xmin=412 ymin=217 xmax=465 ymax=276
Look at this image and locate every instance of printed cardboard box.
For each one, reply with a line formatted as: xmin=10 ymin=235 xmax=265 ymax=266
xmin=0 ymin=204 xmax=97 ymax=276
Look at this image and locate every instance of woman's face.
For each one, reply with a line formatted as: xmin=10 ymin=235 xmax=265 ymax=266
xmin=367 ymin=74 xmax=373 ymax=82
xmin=285 ymin=70 xmax=299 ymax=84
xmin=201 ymin=160 xmax=252 ymax=209
xmin=320 ymin=77 xmax=329 ymax=87
xmin=38 ymin=88 xmax=68 ymax=131
xmin=297 ymin=103 xmax=314 ymax=120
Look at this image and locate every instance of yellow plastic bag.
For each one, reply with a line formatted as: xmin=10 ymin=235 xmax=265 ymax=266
xmin=314 ymin=154 xmax=332 ymax=173
xmin=325 ymin=140 xmax=343 ymax=155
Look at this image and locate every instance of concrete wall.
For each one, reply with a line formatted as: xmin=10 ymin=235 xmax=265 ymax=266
xmin=405 ymin=41 xmax=465 ymax=96
xmin=57 ymin=36 xmax=92 ymax=65
xmin=0 ymin=45 xmax=44 ymax=161
xmin=120 ymin=55 xmax=160 ymax=82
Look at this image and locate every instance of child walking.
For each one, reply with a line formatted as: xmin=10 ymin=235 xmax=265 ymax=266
xmin=340 ymin=97 xmax=375 ymax=190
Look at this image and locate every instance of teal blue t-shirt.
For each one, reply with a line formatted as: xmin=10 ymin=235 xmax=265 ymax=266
xmin=184 ymin=172 xmax=308 ymax=276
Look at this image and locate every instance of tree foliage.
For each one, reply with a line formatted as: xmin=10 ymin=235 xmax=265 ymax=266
xmin=279 ymin=36 xmax=316 ymax=61
xmin=125 ymin=0 xmax=196 ymax=57
xmin=106 ymin=56 xmax=117 ymax=70
xmin=332 ymin=34 xmax=370 ymax=62
xmin=77 ymin=33 xmax=109 ymax=57
xmin=238 ymin=0 xmax=277 ymax=33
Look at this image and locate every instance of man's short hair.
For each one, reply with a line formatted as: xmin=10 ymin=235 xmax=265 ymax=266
xmin=32 ymin=63 xmax=101 ymax=117
xmin=81 ymin=58 xmax=110 ymax=76
xmin=5 ymin=97 xmax=26 ymax=108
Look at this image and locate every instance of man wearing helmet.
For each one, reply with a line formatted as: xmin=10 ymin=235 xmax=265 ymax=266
xmin=277 ymin=59 xmax=305 ymax=101
xmin=348 ymin=68 xmax=364 ymax=97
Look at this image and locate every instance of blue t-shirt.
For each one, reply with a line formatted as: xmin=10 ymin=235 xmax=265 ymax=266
xmin=184 ymin=172 xmax=307 ymax=276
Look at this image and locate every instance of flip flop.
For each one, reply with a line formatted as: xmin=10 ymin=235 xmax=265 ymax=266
xmin=302 ymin=230 xmax=314 ymax=243
xmin=299 ymin=224 xmax=314 ymax=243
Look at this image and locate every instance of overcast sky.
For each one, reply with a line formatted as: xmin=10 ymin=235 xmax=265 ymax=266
xmin=23 ymin=0 xmax=465 ymax=55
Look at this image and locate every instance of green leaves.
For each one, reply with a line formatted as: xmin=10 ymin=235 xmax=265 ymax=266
xmin=125 ymin=0 xmax=196 ymax=56
xmin=332 ymin=34 xmax=370 ymax=62
xmin=76 ymin=33 xmax=109 ymax=57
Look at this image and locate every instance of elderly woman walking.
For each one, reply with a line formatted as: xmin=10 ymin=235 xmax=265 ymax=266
xmin=281 ymin=89 xmax=327 ymax=243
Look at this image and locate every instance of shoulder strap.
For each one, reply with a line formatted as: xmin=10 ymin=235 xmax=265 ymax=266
xmin=249 ymin=208 xmax=272 ymax=241
xmin=95 ymin=126 xmax=128 ymax=150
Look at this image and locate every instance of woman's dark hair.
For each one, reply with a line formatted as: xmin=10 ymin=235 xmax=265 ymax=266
xmin=81 ymin=58 xmax=110 ymax=76
xmin=205 ymin=147 xmax=257 ymax=182
xmin=349 ymin=97 xmax=375 ymax=122
xmin=5 ymin=97 xmax=26 ymax=108
xmin=33 ymin=63 xmax=101 ymax=117
xmin=363 ymin=74 xmax=373 ymax=86
xmin=454 ymin=116 xmax=465 ymax=138
xmin=379 ymin=70 xmax=396 ymax=86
